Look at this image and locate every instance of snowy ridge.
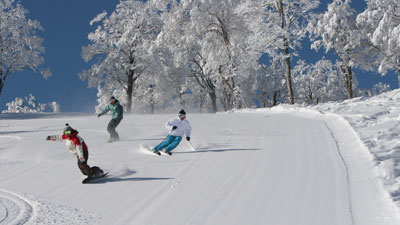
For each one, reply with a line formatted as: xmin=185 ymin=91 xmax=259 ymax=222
xmin=311 ymin=90 xmax=400 ymax=210
xmin=259 ymin=105 xmax=400 ymax=222
xmin=249 ymin=89 xmax=400 ymax=212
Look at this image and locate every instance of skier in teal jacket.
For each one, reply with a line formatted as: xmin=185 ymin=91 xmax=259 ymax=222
xmin=98 ymin=96 xmax=124 ymax=142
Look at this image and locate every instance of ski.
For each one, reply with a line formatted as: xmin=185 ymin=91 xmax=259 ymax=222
xmin=160 ymin=150 xmax=172 ymax=156
xmin=151 ymin=150 xmax=161 ymax=155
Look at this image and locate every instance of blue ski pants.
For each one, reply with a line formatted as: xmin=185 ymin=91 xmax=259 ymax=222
xmin=153 ymin=135 xmax=182 ymax=152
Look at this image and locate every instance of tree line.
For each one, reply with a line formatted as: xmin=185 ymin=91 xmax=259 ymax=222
xmin=0 ymin=0 xmax=397 ymax=113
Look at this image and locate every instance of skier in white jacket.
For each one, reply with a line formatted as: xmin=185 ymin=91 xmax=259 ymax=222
xmin=152 ymin=109 xmax=192 ymax=155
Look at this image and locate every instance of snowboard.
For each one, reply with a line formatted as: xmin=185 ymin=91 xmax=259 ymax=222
xmin=82 ymin=172 xmax=109 ymax=184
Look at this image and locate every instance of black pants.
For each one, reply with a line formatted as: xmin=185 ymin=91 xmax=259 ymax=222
xmin=107 ymin=118 xmax=122 ymax=141
xmin=77 ymin=150 xmax=102 ymax=176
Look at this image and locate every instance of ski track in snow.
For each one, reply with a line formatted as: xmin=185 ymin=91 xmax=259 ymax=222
xmin=323 ymin=122 xmax=355 ymax=225
xmin=0 ymin=189 xmax=33 ymax=225
xmin=0 ymin=189 xmax=101 ymax=225
xmin=185 ymin=122 xmax=263 ymax=225
xmin=0 ymin=136 xmax=22 ymax=141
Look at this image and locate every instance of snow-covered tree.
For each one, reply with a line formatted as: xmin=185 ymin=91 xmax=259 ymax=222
xmin=2 ymin=94 xmax=59 ymax=113
xmin=246 ymin=0 xmax=319 ymax=104
xmin=251 ymin=60 xmax=286 ymax=107
xmin=80 ymin=0 xmax=162 ymax=113
xmin=0 ymin=0 xmax=51 ymax=96
xmin=187 ymin=52 xmax=218 ymax=112
xmin=293 ymin=59 xmax=347 ymax=104
xmin=150 ymin=42 xmax=189 ymax=113
xmin=134 ymin=84 xmax=157 ymax=113
xmin=48 ymin=101 xmax=60 ymax=113
xmin=308 ymin=0 xmax=373 ymax=99
xmin=359 ymin=82 xmax=391 ymax=97
xmin=156 ymin=0 xmax=256 ymax=112
xmin=372 ymin=82 xmax=391 ymax=95
xmin=357 ymin=0 xmax=400 ymax=86
xmin=196 ymin=0 xmax=251 ymax=110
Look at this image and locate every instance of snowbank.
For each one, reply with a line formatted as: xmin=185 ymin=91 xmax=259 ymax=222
xmin=259 ymin=89 xmax=400 ymax=210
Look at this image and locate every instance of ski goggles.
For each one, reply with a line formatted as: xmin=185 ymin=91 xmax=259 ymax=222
xmin=178 ymin=114 xmax=186 ymax=119
xmin=64 ymin=130 xmax=72 ymax=135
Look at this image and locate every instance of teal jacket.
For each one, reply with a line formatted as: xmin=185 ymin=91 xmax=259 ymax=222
xmin=99 ymin=100 xmax=123 ymax=120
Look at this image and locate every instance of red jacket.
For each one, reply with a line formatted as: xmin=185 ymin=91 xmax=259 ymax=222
xmin=61 ymin=133 xmax=88 ymax=151
xmin=49 ymin=131 xmax=88 ymax=160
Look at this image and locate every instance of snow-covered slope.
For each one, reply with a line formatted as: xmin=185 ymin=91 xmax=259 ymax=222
xmin=1 ymin=93 xmax=400 ymax=224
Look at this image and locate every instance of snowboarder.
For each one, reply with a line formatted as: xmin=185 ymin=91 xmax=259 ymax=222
xmin=46 ymin=124 xmax=104 ymax=178
xmin=98 ymin=96 xmax=124 ymax=142
xmin=152 ymin=109 xmax=192 ymax=155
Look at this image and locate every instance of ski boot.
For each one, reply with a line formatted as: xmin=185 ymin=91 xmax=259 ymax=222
xmin=162 ymin=150 xmax=172 ymax=156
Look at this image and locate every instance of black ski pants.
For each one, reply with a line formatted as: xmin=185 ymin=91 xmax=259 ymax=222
xmin=77 ymin=149 xmax=102 ymax=176
xmin=107 ymin=118 xmax=122 ymax=141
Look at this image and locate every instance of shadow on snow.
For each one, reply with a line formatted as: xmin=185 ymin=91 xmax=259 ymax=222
xmin=175 ymin=148 xmax=261 ymax=154
xmin=88 ymin=176 xmax=172 ymax=184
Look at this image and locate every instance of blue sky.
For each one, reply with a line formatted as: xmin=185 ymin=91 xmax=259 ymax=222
xmin=0 ymin=0 xmax=119 ymax=112
xmin=0 ymin=0 xmax=398 ymax=113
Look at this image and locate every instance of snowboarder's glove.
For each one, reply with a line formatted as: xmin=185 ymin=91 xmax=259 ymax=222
xmin=186 ymin=137 xmax=190 ymax=141
xmin=46 ymin=136 xmax=51 ymax=140
xmin=79 ymin=157 xmax=86 ymax=163
xmin=172 ymin=126 xmax=177 ymax=130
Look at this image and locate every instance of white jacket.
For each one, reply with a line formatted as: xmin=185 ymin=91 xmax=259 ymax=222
xmin=166 ymin=117 xmax=192 ymax=138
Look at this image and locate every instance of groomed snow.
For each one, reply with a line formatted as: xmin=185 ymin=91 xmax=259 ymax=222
xmin=1 ymin=91 xmax=400 ymax=224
